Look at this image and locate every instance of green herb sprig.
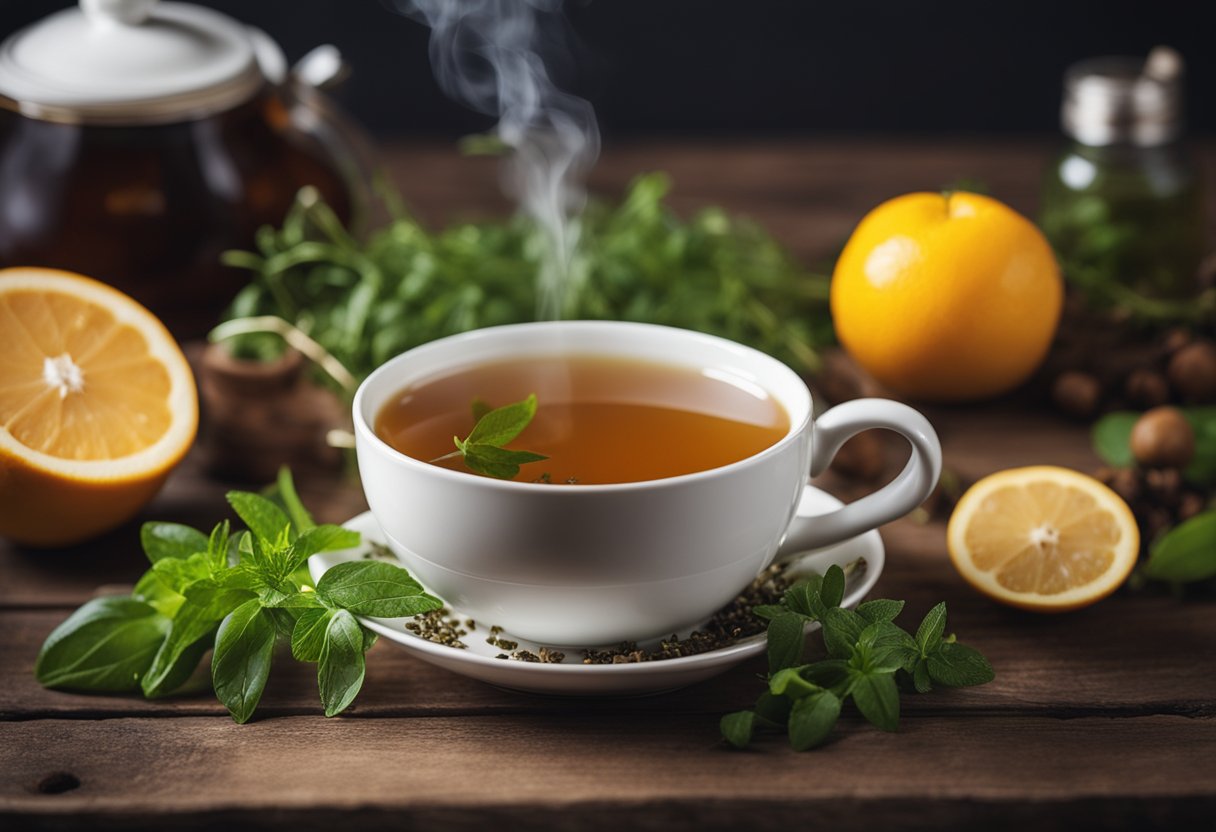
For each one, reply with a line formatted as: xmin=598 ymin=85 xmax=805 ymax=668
xmin=219 ymin=174 xmax=833 ymax=383
xmin=35 ymin=469 xmax=441 ymax=722
xmin=721 ymin=565 xmax=993 ymax=751
xmin=432 ymin=394 xmax=547 ymax=480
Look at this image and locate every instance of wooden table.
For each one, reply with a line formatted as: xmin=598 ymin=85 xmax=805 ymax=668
xmin=3 ymin=141 xmax=1214 ymax=830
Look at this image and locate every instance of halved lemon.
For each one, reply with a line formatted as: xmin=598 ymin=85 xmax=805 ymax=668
xmin=947 ymin=466 xmax=1139 ymax=612
xmin=0 ymin=268 xmax=197 ymax=547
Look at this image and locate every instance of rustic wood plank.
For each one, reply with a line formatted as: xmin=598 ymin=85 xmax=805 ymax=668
xmin=1 ymin=714 xmax=1212 ymax=830
xmin=5 ymin=560 xmax=1212 ymax=722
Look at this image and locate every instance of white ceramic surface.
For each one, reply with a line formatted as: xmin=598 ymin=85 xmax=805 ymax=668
xmin=0 ymin=1 xmax=262 ymax=122
xmin=309 ymin=493 xmax=885 ymax=696
xmin=354 ymin=320 xmax=939 ymax=645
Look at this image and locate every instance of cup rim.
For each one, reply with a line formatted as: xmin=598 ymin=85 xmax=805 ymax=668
xmin=353 ymin=320 xmax=813 ymax=493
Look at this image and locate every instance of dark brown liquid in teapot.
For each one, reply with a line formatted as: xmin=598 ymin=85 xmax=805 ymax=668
xmin=0 ymin=93 xmax=350 ymax=337
xmin=375 ymin=355 xmax=791 ymax=484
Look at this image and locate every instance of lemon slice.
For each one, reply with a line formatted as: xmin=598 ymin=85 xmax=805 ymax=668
xmin=0 ymin=268 xmax=197 ymax=547
xmin=947 ymin=466 xmax=1139 ymax=611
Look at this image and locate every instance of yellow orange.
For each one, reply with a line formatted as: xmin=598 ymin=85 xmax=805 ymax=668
xmin=831 ymin=191 xmax=1062 ymax=401
xmin=0 ymin=268 xmax=197 ymax=546
xmin=947 ymin=466 xmax=1139 ymax=612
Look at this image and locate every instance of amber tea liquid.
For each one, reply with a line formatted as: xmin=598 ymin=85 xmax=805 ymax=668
xmin=375 ymin=354 xmax=790 ymax=484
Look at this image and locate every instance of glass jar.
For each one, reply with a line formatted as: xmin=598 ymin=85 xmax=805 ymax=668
xmin=1040 ymin=47 xmax=1205 ymax=303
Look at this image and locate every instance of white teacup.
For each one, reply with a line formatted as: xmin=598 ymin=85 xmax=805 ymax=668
xmin=354 ymin=321 xmax=941 ymax=645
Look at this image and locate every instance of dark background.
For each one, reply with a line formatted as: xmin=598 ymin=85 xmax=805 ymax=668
xmin=1 ymin=0 xmax=1210 ymax=137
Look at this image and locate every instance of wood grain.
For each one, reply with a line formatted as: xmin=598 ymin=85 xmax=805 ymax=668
xmin=2 ymin=715 xmax=1211 ymax=830
xmin=2 ymin=140 xmax=1215 ymax=829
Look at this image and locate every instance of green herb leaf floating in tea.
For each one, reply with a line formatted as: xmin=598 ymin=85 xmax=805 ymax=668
xmin=439 ymin=393 xmax=548 ymax=480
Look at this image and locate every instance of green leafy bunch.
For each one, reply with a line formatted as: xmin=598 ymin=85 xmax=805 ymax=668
xmin=35 ymin=470 xmax=441 ymax=722
xmin=221 ymin=173 xmax=833 ymax=383
xmin=721 ymin=565 xmax=994 ymax=751
xmin=1092 ymin=408 xmax=1216 ymax=583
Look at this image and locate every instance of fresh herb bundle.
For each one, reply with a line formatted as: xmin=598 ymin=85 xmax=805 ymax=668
xmin=35 ymin=470 xmax=441 ymax=722
xmin=220 ymin=173 xmax=833 ymax=382
xmin=721 ymin=565 xmax=993 ymax=750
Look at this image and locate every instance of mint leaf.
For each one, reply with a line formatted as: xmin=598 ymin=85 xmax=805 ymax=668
xmin=819 ymin=564 xmax=846 ymax=609
xmin=720 ymin=710 xmax=756 ymax=749
xmin=36 ymin=597 xmax=169 ymax=692
xmin=316 ymin=561 xmax=443 ymax=617
xmin=788 ymin=690 xmax=841 ymax=751
xmin=857 ymin=599 xmax=904 ymax=623
xmin=766 ymin=612 xmax=805 ymax=674
xmin=750 ymin=604 xmax=787 ymax=620
xmin=1142 ymin=512 xmax=1216 ymax=583
xmin=782 ymin=580 xmax=819 ymax=619
xmin=318 ymin=610 xmax=366 ymax=717
xmin=858 ymin=621 xmax=919 ymax=672
xmin=801 ymin=659 xmax=852 ymax=695
xmin=470 ymin=397 xmax=492 ymax=422
xmin=912 ymin=658 xmax=932 ymax=693
xmin=140 ymin=522 xmax=208 ymax=564
xmin=821 ymin=606 xmax=867 ymax=659
xmin=769 ymin=667 xmax=819 ymax=699
xmin=212 ymin=599 xmax=276 ymax=724
xmin=465 ymin=393 xmax=539 ymax=446
xmin=141 ymin=583 xmax=256 ymax=697
xmin=926 ymin=642 xmax=995 ymax=687
xmin=915 ymin=602 xmax=947 ymax=655
xmin=227 ymin=491 xmax=294 ymax=544
xmin=850 ymin=671 xmax=900 ymax=732
xmin=283 ymin=525 xmax=362 ymax=575
xmin=273 ymin=466 xmax=315 ymax=532
xmin=292 ymin=607 xmax=334 ymax=662
xmin=461 ymin=444 xmax=548 ymax=480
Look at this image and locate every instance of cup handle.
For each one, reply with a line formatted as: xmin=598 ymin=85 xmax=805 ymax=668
xmin=775 ymin=398 xmax=942 ymax=560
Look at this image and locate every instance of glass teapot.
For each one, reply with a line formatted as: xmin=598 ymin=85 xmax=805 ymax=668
xmin=0 ymin=0 xmax=373 ymax=337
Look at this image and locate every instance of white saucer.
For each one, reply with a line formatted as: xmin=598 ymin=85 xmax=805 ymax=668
xmin=309 ymin=487 xmax=885 ymax=696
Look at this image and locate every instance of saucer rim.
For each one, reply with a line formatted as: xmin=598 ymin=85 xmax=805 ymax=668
xmin=309 ymin=487 xmax=885 ymax=677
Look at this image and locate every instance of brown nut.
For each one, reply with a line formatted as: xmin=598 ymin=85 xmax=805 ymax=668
xmin=1124 ymin=369 xmax=1171 ymax=409
xmin=1167 ymin=340 xmax=1216 ymax=403
xmin=1052 ymin=371 xmax=1102 ymax=419
xmin=1130 ymin=406 xmax=1195 ymax=469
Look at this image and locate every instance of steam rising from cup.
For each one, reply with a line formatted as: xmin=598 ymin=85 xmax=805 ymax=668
xmin=390 ymin=0 xmax=600 ymax=320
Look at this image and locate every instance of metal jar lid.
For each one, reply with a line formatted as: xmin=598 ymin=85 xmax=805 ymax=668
xmin=0 ymin=0 xmax=264 ymax=126
xmin=1061 ymin=46 xmax=1186 ymax=147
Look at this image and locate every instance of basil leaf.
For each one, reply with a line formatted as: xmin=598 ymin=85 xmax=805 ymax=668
xmin=821 ymin=606 xmax=867 ymax=659
xmin=212 ymin=599 xmax=276 ymax=724
xmin=765 ymin=612 xmax=805 ymax=674
xmin=284 ymin=525 xmax=362 ymax=575
xmin=849 ymin=671 xmax=900 ymax=732
xmin=315 ymin=561 xmax=443 ymax=617
xmin=720 ymin=710 xmax=755 ymax=749
xmin=819 ymin=564 xmax=846 ymax=610
xmin=1091 ymin=411 xmax=1138 ymax=467
xmin=788 ymin=690 xmax=841 ymax=751
xmin=915 ymin=602 xmax=947 ymax=655
xmin=227 ymin=491 xmax=295 ymax=544
xmin=140 ymin=522 xmax=209 ymax=564
xmin=465 ymin=393 xmax=538 ymax=447
xmin=133 ymin=570 xmax=185 ymax=619
xmin=205 ymin=520 xmax=231 ymax=572
xmin=857 ymin=599 xmax=904 ymax=623
xmin=1142 ymin=512 xmax=1216 ymax=583
xmin=141 ymin=583 xmax=256 ymax=697
xmin=318 ymin=610 xmax=366 ymax=717
xmin=36 ymin=597 xmax=169 ymax=692
xmin=926 ymin=642 xmax=995 ymax=687
xmin=292 ymin=607 xmax=334 ymax=662
xmin=149 ymin=551 xmax=214 ymax=595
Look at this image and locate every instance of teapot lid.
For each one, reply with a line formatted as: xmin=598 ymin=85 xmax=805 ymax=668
xmin=0 ymin=0 xmax=264 ymax=125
